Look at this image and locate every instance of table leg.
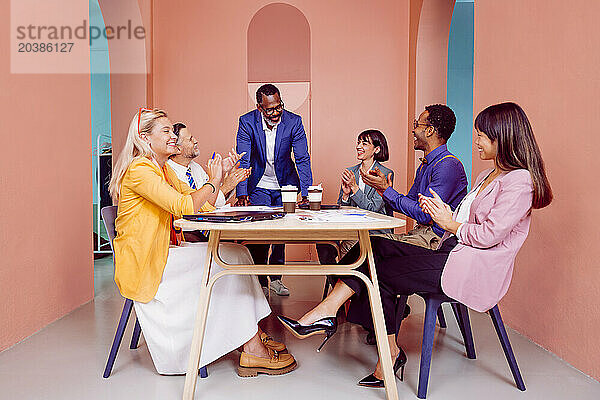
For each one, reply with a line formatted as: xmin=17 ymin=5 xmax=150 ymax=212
xmin=358 ymin=230 xmax=400 ymax=400
xmin=182 ymin=231 xmax=221 ymax=400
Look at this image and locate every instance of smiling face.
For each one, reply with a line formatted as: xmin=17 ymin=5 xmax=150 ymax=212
xmin=257 ymin=92 xmax=283 ymax=126
xmin=176 ymin=127 xmax=200 ymax=159
xmin=474 ymin=128 xmax=498 ymax=161
xmin=412 ymin=110 xmax=431 ymax=151
xmin=356 ymin=135 xmax=380 ymax=162
xmin=144 ymin=116 xmax=178 ymax=159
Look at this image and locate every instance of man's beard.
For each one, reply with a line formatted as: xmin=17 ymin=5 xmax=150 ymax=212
xmin=185 ymin=150 xmax=199 ymax=159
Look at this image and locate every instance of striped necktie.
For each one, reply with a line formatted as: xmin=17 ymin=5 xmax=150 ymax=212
xmin=185 ymin=166 xmax=209 ymax=239
xmin=185 ymin=167 xmax=197 ymax=189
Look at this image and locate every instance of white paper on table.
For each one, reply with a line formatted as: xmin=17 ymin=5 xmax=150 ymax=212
xmin=291 ymin=209 xmax=380 ymax=223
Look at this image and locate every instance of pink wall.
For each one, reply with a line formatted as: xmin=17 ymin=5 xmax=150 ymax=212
xmin=248 ymin=3 xmax=310 ymax=83
xmin=474 ymin=0 xmax=600 ymax=380
xmin=415 ymin=0 xmax=454 ymax=113
xmin=0 ymin=3 xmax=93 ymax=350
xmin=99 ymin=0 xmax=151 ymax=160
xmin=144 ymin=0 xmax=410 ymax=210
xmin=405 ymin=0 xmax=424 ymax=233
xmin=412 ymin=0 xmax=454 ymax=229
xmin=404 ymin=0 xmax=454 ymax=232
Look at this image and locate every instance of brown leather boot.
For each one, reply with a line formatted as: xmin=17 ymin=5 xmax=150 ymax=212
xmin=260 ymin=332 xmax=287 ymax=353
xmin=237 ymin=349 xmax=297 ymax=377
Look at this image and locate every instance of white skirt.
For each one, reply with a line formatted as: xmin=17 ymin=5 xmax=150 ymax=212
xmin=133 ymin=242 xmax=271 ymax=374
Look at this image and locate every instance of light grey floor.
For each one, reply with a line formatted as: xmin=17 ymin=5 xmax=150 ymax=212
xmin=1 ymin=256 xmax=599 ymax=400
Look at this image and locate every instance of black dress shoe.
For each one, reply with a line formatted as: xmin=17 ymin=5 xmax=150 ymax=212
xmin=365 ymin=305 xmax=411 ymax=345
xmin=358 ymin=347 xmax=407 ymax=387
xmin=277 ymin=315 xmax=337 ymax=352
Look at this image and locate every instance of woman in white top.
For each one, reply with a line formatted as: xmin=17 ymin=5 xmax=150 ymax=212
xmin=316 ymin=130 xmax=394 ymax=265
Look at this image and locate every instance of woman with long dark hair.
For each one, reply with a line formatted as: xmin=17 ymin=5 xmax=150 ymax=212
xmin=278 ymin=102 xmax=552 ymax=387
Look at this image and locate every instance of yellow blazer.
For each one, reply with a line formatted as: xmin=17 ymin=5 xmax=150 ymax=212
xmin=113 ymin=157 xmax=215 ymax=303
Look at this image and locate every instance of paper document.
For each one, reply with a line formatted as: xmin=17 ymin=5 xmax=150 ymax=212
xmin=291 ymin=209 xmax=380 ymax=223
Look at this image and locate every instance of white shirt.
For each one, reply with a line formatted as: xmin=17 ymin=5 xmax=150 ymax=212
xmin=256 ymin=116 xmax=281 ymax=190
xmin=454 ymin=178 xmax=485 ymax=239
xmin=358 ymin=161 xmax=376 ymax=192
xmin=166 ymin=159 xmax=227 ymax=207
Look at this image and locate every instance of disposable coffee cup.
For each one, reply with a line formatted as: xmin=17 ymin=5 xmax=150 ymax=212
xmin=281 ymin=185 xmax=298 ymax=213
xmin=308 ymin=184 xmax=323 ymax=211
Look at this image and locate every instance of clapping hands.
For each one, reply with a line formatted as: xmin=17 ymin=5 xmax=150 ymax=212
xmin=418 ymin=189 xmax=459 ymax=233
xmin=207 ymin=154 xmax=223 ymax=184
xmin=360 ymin=168 xmax=392 ymax=193
xmin=222 ymin=148 xmax=246 ymax=174
xmin=221 ymin=165 xmax=252 ymax=195
xmin=342 ymin=169 xmax=359 ymax=195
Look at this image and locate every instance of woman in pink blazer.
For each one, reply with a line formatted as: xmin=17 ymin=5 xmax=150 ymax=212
xmin=277 ymin=102 xmax=553 ymax=387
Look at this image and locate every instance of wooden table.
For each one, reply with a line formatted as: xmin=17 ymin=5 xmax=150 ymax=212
xmin=174 ymin=208 xmax=405 ymax=400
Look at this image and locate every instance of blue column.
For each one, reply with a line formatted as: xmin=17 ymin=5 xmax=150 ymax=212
xmin=447 ymin=0 xmax=474 ymax=187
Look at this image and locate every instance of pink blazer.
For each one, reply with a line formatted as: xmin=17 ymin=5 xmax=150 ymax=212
xmin=440 ymin=168 xmax=534 ymax=312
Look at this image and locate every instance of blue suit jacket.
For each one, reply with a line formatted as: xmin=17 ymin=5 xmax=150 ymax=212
xmin=236 ymin=109 xmax=313 ymax=197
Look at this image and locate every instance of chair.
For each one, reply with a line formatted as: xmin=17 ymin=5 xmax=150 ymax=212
xmin=100 ymin=206 xmax=208 ymax=378
xmin=396 ymin=293 xmax=526 ymax=398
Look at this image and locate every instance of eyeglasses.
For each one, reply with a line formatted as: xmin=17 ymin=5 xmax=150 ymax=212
xmin=260 ymin=102 xmax=284 ymax=115
xmin=413 ymin=119 xmax=431 ymax=129
xmin=137 ymin=107 xmax=152 ymax=137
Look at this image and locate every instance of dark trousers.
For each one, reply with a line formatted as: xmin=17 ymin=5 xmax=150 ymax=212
xmin=339 ymin=236 xmax=457 ymax=334
xmin=247 ymin=187 xmax=284 ymax=286
xmin=316 ymin=243 xmax=339 ymax=290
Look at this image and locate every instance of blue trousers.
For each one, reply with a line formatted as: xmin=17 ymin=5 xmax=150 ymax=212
xmin=248 ymin=187 xmax=284 ymax=286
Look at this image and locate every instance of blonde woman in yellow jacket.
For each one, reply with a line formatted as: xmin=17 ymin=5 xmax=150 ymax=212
xmin=108 ymin=108 xmax=296 ymax=376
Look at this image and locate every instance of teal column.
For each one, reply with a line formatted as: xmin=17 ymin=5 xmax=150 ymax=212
xmin=447 ymin=0 xmax=474 ymax=187
xmin=90 ymin=0 xmax=112 ymax=202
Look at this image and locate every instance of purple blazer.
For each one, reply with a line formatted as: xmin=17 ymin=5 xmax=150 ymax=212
xmin=440 ymin=168 xmax=534 ymax=312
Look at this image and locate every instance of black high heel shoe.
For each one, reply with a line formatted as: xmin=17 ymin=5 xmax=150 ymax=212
xmin=277 ymin=315 xmax=337 ymax=352
xmin=358 ymin=347 xmax=407 ymax=388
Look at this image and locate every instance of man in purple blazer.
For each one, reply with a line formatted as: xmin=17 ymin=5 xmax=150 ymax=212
xmin=235 ymin=84 xmax=313 ymax=296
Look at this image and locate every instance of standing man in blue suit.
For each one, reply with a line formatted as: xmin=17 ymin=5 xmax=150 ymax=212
xmin=235 ymin=84 xmax=313 ymax=296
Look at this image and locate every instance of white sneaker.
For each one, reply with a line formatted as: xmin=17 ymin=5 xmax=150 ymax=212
xmin=269 ymin=279 xmax=290 ymax=296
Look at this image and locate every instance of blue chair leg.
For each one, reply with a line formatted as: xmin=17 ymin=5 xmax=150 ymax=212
xmin=199 ymin=366 xmax=208 ymax=378
xmin=451 ymin=303 xmax=465 ymax=337
xmin=456 ymin=304 xmax=476 ymax=359
xmin=130 ymin=317 xmax=142 ymax=349
xmin=489 ymin=306 xmax=526 ymax=391
xmin=103 ymin=299 xmax=134 ymax=378
xmin=417 ymin=297 xmax=443 ymax=399
xmin=437 ymin=306 xmax=447 ymax=328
